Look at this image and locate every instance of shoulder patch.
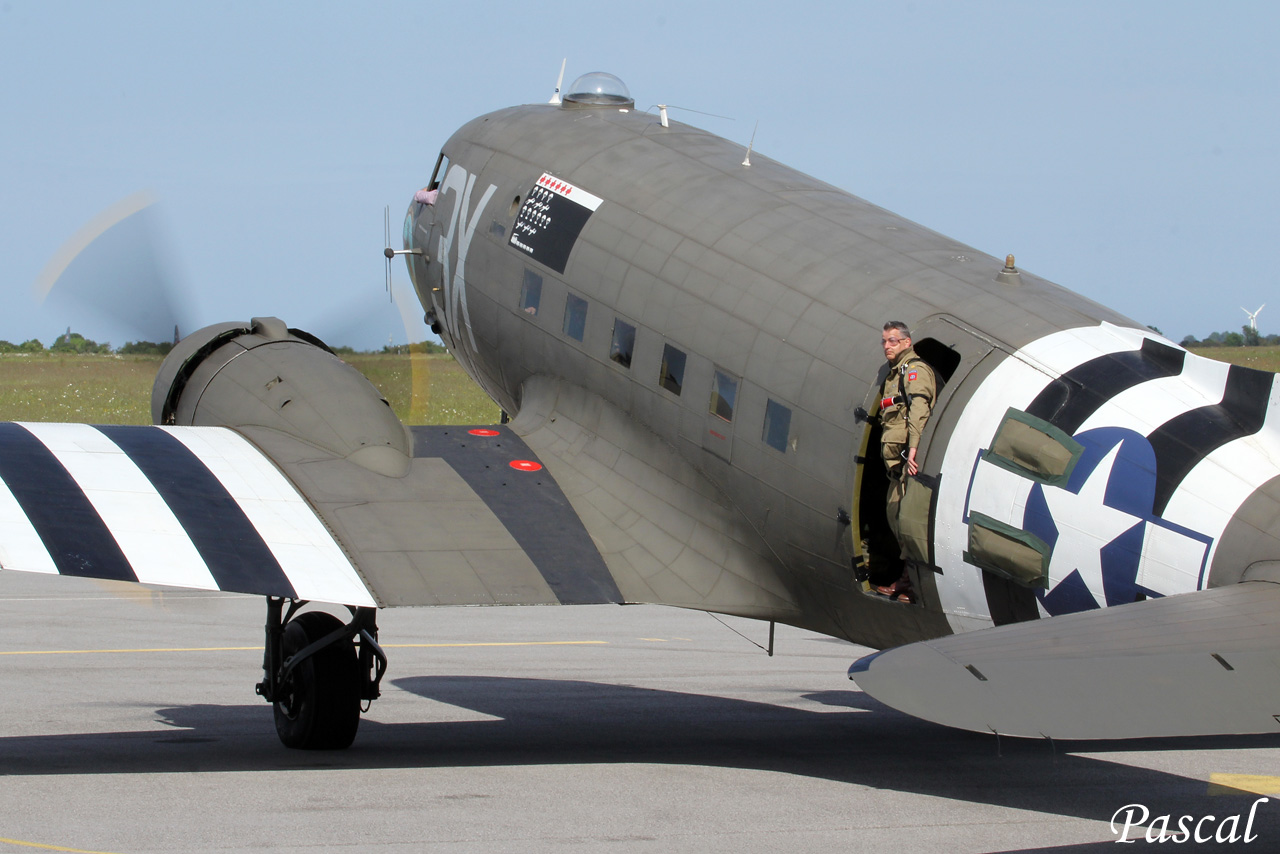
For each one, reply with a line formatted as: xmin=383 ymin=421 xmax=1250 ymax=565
xmin=907 ymin=370 xmax=918 ymax=382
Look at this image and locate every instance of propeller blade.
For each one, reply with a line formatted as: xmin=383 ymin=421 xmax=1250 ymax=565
xmin=384 ymin=205 xmax=393 ymax=301
xmin=34 ymin=192 xmax=193 ymax=345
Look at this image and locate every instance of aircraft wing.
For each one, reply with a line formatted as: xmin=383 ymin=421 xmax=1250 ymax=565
xmin=0 ymin=321 xmax=799 ymax=619
xmin=849 ymin=581 xmax=1280 ymax=739
xmin=0 ymin=419 xmax=622 ymax=609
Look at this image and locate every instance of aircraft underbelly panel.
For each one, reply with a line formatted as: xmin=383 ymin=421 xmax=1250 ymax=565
xmin=510 ymin=375 xmax=803 ymax=622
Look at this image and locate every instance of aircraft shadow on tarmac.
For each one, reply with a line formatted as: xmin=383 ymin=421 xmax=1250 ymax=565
xmin=2 ymin=675 xmax=1278 ymax=847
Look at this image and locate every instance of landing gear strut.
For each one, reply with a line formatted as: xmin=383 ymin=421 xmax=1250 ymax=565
xmin=255 ymin=597 xmax=387 ymax=749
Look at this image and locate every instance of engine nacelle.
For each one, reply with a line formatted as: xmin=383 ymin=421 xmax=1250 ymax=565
xmin=152 ymin=317 xmax=410 ymax=476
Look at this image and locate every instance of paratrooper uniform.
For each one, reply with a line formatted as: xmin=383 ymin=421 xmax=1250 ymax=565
xmin=878 ymin=346 xmax=936 ymax=551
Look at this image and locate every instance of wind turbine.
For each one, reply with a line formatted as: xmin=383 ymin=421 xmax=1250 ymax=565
xmin=1243 ymin=304 xmax=1266 ymax=331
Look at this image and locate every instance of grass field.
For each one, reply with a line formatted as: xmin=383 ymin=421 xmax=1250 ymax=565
xmin=0 ymin=346 xmax=1273 ymax=426
xmin=1183 ymin=345 xmax=1280 ymax=373
xmin=0 ymin=352 xmax=500 ymax=425
xmin=343 ymin=353 xmax=500 ymax=425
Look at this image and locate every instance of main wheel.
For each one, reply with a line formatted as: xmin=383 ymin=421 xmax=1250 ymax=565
xmin=273 ymin=611 xmax=360 ymax=749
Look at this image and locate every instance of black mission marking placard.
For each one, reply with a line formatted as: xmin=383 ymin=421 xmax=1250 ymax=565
xmin=508 ymin=173 xmax=603 ymax=274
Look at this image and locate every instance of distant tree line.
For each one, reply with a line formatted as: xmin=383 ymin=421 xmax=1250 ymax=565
xmin=1181 ymin=327 xmax=1278 ymax=348
xmin=0 ymin=332 xmax=170 ymax=355
xmin=0 ymin=339 xmax=49 ymax=354
xmin=356 ymin=341 xmax=449 ymax=356
xmin=0 ymin=331 xmax=449 ymax=356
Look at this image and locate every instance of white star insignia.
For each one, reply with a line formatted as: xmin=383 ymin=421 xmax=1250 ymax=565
xmin=1039 ymin=444 xmax=1145 ymax=606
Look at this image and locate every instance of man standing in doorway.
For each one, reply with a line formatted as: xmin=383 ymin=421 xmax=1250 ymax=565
xmin=877 ymin=321 xmax=936 ymax=602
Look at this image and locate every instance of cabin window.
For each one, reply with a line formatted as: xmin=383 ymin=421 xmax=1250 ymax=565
xmin=610 ymin=318 xmax=636 ymax=368
xmin=520 ymin=270 xmax=542 ymax=316
xmin=763 ymin=399 xmax=792 ymax=452
xmin=563 ymin=293 xmax=588 ymax=341
xmin=709 ymin=370 xmax=738 ymax=422
xmin=659 ymin=344 xmax=686 ymax=395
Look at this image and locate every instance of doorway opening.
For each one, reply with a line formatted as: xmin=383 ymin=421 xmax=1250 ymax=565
xmin=851 ymin=336 xmax=959 ymax=601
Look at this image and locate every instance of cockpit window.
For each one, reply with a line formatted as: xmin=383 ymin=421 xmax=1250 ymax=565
xmin=428 ymin=153 xmax=450 ymax=191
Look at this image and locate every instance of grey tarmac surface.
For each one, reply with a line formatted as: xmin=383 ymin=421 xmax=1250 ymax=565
xmin=1 ymin=573 xmax=1278 ymax=853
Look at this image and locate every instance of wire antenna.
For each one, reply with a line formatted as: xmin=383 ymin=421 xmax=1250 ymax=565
xmin=706 ymin=611 xmax=771 ymax=655
xmin=647 ymin=103 xmax=734 ymax=121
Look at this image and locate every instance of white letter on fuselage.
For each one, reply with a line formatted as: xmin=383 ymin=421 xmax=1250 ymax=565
xmin=435 ymin=164 xmax=497 ymax=354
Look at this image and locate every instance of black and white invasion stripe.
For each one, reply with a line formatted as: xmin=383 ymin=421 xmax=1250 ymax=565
xmin=1024 ymin=336 xmax=1274 ymax=514
xmin=937 ymin=322 xmax=1280 ymax=630
xmin=0 ymin=422 xmax=374 ymax=606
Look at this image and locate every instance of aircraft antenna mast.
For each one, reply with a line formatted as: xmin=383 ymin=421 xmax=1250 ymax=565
xmin=742 ymin=120 xmax=758 ymax=167
xmin=548 ymin=58 xmax=566 ymax=105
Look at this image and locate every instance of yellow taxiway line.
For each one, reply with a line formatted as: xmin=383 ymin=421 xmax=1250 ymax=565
xmin=0 ymin=641 xmax=608 ymax=656
xmin=0 ymin=647 xmax=260 ymax=656
xmin=0 ymin=836 xmax=124 ymax=854
xmin=1208 ymin=773 xmax=1280 ymax=797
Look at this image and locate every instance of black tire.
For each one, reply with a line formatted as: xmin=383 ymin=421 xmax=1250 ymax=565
xmin=273 ymin=611 xmax=360 ymax=750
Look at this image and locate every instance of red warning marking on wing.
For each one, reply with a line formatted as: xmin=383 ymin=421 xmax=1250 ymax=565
xmin=509 ymin=460 xmax=543 ymax=472
xmin=468 ymin=429 xmax=501 ymax=437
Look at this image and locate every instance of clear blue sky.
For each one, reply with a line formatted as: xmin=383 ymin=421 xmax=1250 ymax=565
xmin=2 ymin=1 xmax=1277 ymax=350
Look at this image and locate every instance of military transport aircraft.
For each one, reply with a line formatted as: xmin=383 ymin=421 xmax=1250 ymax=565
xmin=4 ymin=72 xmax=1279 ymax=749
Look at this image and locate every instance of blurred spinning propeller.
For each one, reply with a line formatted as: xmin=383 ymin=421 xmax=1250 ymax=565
xmin=32 ymin=191 xmax=439 ymax=421
xmin=33 ymin=191 xmax=426 ymax=352
xmin=34 ymin=191 xmax=191 ymax=346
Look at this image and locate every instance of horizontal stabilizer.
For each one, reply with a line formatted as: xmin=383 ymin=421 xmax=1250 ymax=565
xmin=850 ymin=581 xmax=1280 ymax=739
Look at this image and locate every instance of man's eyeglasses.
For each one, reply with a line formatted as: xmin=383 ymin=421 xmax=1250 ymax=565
xmin=882 ymin=336 xmax=905 ymax=345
